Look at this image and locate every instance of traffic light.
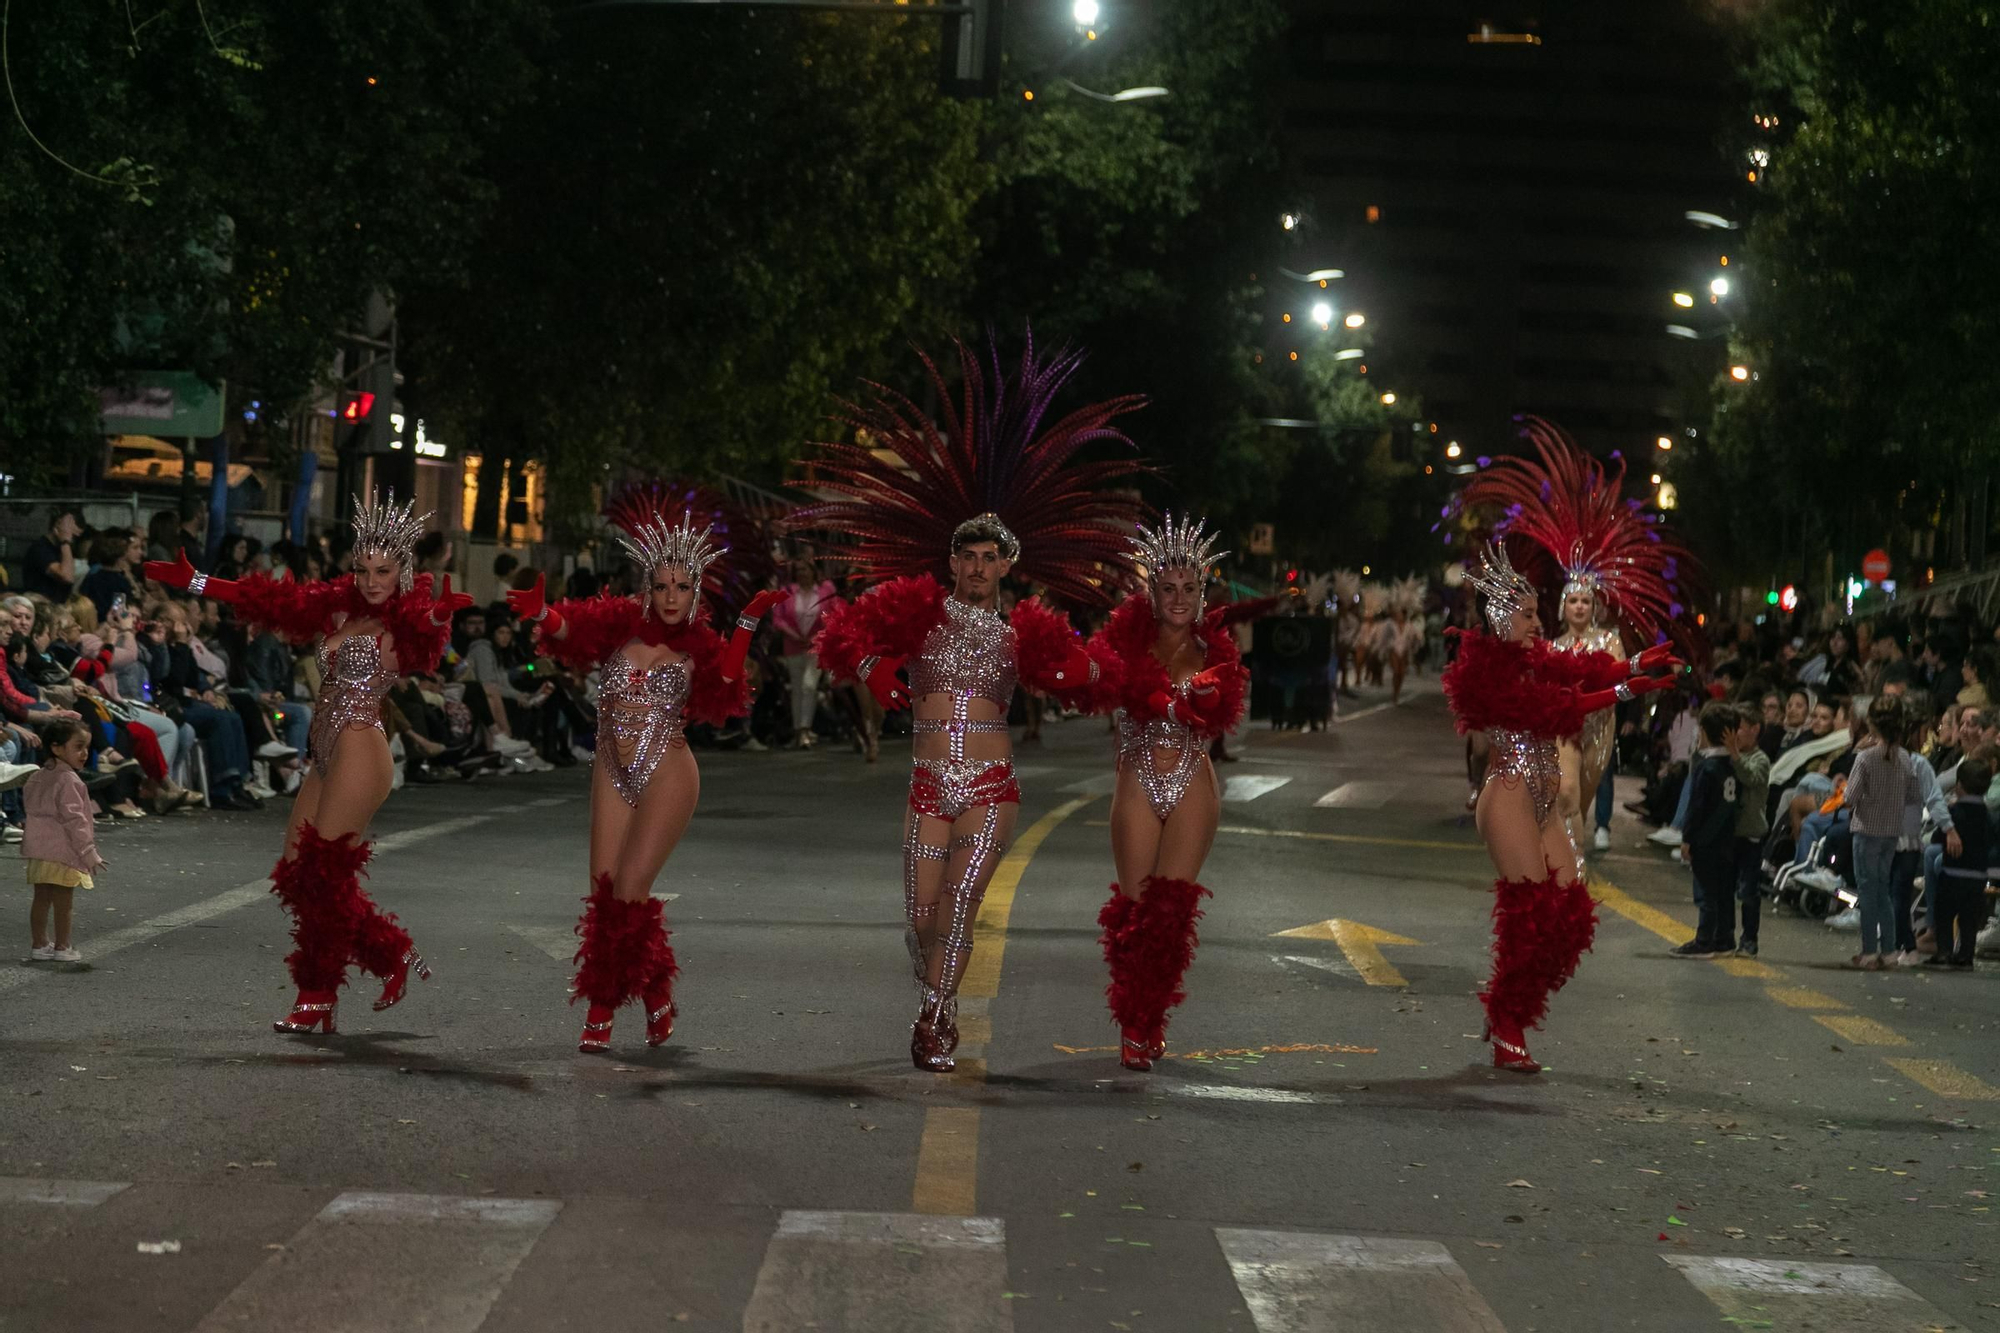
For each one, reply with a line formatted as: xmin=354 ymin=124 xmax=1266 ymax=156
xmin=340 ymin=392 xmax=377 ymax=423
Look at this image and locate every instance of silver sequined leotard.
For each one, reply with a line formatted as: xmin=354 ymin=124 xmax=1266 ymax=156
xmin=1115 ymin=682 xmax=1208 ymax=822
xmin=598 ymin=649 xmax=691 ymax=807
xmin=1485 ymin=726 xmax=1562 ymax=829
xmin=906 ymin=598 xmax=1018 ymax=812
xmin=307 ymin=634 xmax=397 ymax=778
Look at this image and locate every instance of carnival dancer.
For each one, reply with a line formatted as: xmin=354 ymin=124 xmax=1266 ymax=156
xmin=1086 ymin=515 xmax=1263 ymax=1071
xmin=1384 ymin=575 xmax=1426 ymax=704
xmin=1442 ymin=542 xmax=1682 ymax=1072
xmin=798 ymin=332 xmax=1146 ymax=1073
xmin=144 ymin=492 xmax=471 ymax=1033
xmin=1460 ymin=416 xmax=1694 ymax=854
xmin=507 ymin=486 xmax=776 ymax=1052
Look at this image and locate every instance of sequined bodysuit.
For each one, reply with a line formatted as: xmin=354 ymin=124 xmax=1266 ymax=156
xmin=1115 ymin=680 xmax=1210 ymax=822
xmin=307 ymin=633 xmax=398 ymax=778
xmin=597 ymin=649 xmax=692 ymax=807
xmin=907 ymin=597 xmax=1019 ymax=819
xmin=1484 ymin=727 xmax=1562 ymax=829
xmin=1554 ymin=625 xmax=1621 ymax=788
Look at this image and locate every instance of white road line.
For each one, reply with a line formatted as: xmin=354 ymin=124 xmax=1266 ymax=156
xmin=1312 ymin=781 xmax=1404 ymax=809
xmin=1223 ymin=775 xmax=1292 ymax=802
xmin=1273 ymin=953 xmax=1361 ymax=982
xmin=1334 ymin=700 xmax=1397 ymax=724
xmin=193 ymin=1191 xmax=560 ymax=1333
xmin=1062 ymin=772 xmax=1118 ymax=796
xmin=0 ymin=1178 xmax=129 ymax=1206
xmin=1169 ymin=1084 xmax=1340 ymax=1106
xmin=1009 ymin=764 xmax=1057 ymax=780
xmin=1217 ymin=1230 xmax=1506 ymax=1332
xmin=744 ymin=1211 xmax=1013 ymax=1333
xmin=2 ymin=812 xmax=496 ymax=995
xmin=1663 ymin=1255 xmax=1942 ymax=1325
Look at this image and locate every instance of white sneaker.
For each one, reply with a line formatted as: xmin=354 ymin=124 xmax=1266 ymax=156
xmin=27 ymin=944 xmax=56 ymax=961
xmin=1894 ymin=949 xmax=1924 ymax=967
xmin=50 ymin=947 xmax=81 ymax=963
xmin=1978 ymin=922 xmax=2000 ymax=957
xmin=1592 ymin=827 xmax=1611 ymax=852
xmin=3 ymin=824 xmax=23 ymax=843
xmin=282 ymin=768 xmax=303 ymax=795
xmin=742 ymin=737 xmax=767 ymax=753
xmin=570 ymin=745 xmax=595 ymax=765
xmin=492 ymin=735 xmax=531 ymax=756
xmin=0 ymin=762 xmax=38 ymax=791
xmin=1646 ymin=826 xmax=1684 ymax=848
xmin=1796 ymin=868 xmax=1844 ymax=893
xmin=1826 ymin=906 xmax=1861 ymax=931
xmin=245 ymin=781 xmax=277 ymax=800
xmin=255 ymin=741 xmax=297 ymax=760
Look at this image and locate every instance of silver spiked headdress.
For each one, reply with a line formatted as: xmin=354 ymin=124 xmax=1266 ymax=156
xmin=349 ymin=489 xmax=432 ymax=592
xmin=616 ymin=508 xmax=726 ymax=614
xmin=1466 ymin=541 xmax=1538 ymax=634
xmin=1130 ymin=513 xmax=1229 ymax=580
xmin=950 ymin=512 xmax=1022 ymax=563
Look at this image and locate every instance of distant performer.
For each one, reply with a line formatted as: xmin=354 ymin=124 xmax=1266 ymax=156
xmin=1083 ymin=515 xmax=1267 ymax=1071
xmin=799 ymin=332 xmax=1146 ymax=1073
xmin=509 ymin=485 xmax=775 ymax=1052
xmin=146 ymin=491 xmax=471 ymax=1034
xmin=1442 ymin=542 xmax=1680 ymax=1072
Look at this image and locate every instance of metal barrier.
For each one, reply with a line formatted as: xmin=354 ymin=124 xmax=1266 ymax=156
xmin=0 ymin=494 xmax=142 ymax=587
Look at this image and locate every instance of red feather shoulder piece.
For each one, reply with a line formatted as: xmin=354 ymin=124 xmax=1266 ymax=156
xmin=1011 ymin=597 xmax=1089 ymax=695
xmin=664 ymin=621 xmax=752 ymax=727
xmin=812 ymin=574 xmax=947 ymax=682
xmin=224 ymin=573 xmax=353 ymax=645
xmin=376 ymin=575 xmax=455 ymax=673
xmin=1441 ymin=630 xmax=1591 ymax=739
xmin=539 ymin=596 xmax=645 ymax=672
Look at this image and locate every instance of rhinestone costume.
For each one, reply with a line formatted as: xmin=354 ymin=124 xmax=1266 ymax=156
xmin=906 ymin=597 xmax=1021 ymax=817
xmin=1555 ymin=625 xmax=1622 ymax=787
xmin=1484 ymin=727 xmax=1563 ymax=830
xmin=1116 ymin=702 xmax=1206 ymax=823
xmin=597 ymin=649 xmax=692 ymax=807
xmin=307 ymin=634 xmax=398 ymax=778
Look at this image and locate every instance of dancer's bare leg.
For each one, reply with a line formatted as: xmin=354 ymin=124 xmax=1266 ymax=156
xmin=1476 ymin=780 xmax=1553 ymax=882
xmin=590 ymin=747 xmax=699 ymax=901
xmin=285 ymin=730 xmax=393 ymax=854
xmin=1554 ymin=738 xmax=1583 ymax=830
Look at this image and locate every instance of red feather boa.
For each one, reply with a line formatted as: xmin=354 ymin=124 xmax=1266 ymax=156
xmin=1441 ymin=630 xmax=1605 ymax=740
xmin=1083 ymin=594 xmax=1249 ymax=735
xmin=533 ymin=597 xmax=747 ymax=723
xmin=811 ymin=574 xmax=947 ymax=682
xmin=1098 ymin=876 xmax=1209 ymax=1031
xmin=270 ymin=824 xmax=376 ymax=991
xmin=572 ymin=875 xmax=678 ymax=1008
xmin=1482 ymin=873 xmax=1597 ymax=1034
xmin=538 ymin=596 xmax=645 ymax=673
xmin=224 ymin=573 xmax=453 ymax=673
xmin=1010 ymin=597 xmax=1085 ymax=694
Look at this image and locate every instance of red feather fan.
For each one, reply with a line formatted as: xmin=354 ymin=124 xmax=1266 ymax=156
xmin=810 ymin=574 xmax=949 ymax=682
xmin=789 ymin=330 xmax=1150 ymax=608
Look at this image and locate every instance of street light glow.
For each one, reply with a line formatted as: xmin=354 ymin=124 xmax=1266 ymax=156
xmin=1672 ymin=292 xmax=1695 ymax=308
xmin=1730 ymin=364 xmax=1750 ymax=381
xmin=1072 ymin=0 xmax=1101 ymax=24
xmin=1281 ymin=212 xmax=1298 ymax=231
xmin=1665 ymin=324 xmax=1698 ymax=339
xmin=1656 ymin=436 xmax=1673 ymax=451
xmin=1380 ymin=392 xmax=1397 ymax=405
xmin=1343 ymin=313 xmax=1366 ymax=328
xmin=1684 ymin=210 xmax=1740 ymax=230
xmin=1310 ymin=301 xmax=1333 ymax=326
xmin=1709 ymin=277 xmax=1730 ymax=297
xmin=1333 ymin=348 xmax=1364 ymax=360
xmin=1445 ymin=442 xmax=1461 ymax=459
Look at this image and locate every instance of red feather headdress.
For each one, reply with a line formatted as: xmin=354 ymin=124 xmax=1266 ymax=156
xmin=1458 ymin=415 xmax=1694 ymax=642
xmin=788 ymin=329 xmax=1149 ymax=608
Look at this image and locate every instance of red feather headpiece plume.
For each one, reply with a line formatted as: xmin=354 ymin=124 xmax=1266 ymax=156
xmin=1458 ymin=415 xmax=1695 ymax=642
xmin=788 ymin=329 xmax=1149 ymax=608
xmin=603 ymin=479 xmax=772 ymax=618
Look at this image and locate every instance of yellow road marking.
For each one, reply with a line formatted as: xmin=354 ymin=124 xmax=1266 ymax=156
xmin=1081 ymin=819 xmax=1483 ymax=852
xmin=1713 ymin=956 xmax=1782 ymax=979
xmin=1813 ymin=1014 xmax=1910 ymax=1047
xmin=1883 ymin=1059 xmax=2000 ymax=1101
xmin=913 ymin=796 xmax=1095 ymax=1216
xmin=1272 ymin=918 xmax=1419 ymax=987
xmin=1585 ymin=876 xmax=1689 ymax=946
xmin=1767 ymin=986 xmax=1847 ymax=1010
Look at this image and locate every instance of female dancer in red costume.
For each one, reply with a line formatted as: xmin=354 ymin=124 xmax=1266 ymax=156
xmin=144 ymin=492 xmax=471 ymax=1033
xmin=797 ymin=334 xmax=1147 ymax=1072
xmin=507 ymin=489 xmax=776 ymax=1052
xmin=1443 ymin=542 xmax=1681 ymax=1072
xmin=1086 ymin=514 xmax=1261 ymax=1071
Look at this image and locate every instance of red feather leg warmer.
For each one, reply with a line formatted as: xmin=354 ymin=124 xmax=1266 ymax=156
xmin=271 ymin=824 xmax=375 ymax=991
xmin=350 ymin=887 xmax=414 ymax=980
xmin=811 ymin=574 xmax=947 ymax=682
xmin=664 ymin=621 xmax=752 ymax=727
xmin=571 ymin=875 xmax=677 ymax=1009
xmin=1482 ymin=873 xmax=1597 ymax=1034
xmin=1099 ymin=876 xmax=1210 ymax=1032
xmin=538 ymin=595 xmax=645 ymax=673
xmin=1011 ymin=597 xmax=1085 ymax=694
xmin=224 ymin=573 xmax=353 ymax=645
xmin=1441 ymin=631 xmax=1592 ymax=740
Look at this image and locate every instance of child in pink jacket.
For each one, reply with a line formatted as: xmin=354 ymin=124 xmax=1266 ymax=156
xmin=23 ymin=719 xmax=105 ymax=963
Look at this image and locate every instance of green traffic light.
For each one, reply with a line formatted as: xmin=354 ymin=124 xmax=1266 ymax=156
xmin=1765 ymin=590 xmax=1780 ymax=605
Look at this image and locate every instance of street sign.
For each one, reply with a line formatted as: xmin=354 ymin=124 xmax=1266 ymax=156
xmin=1862 ymin=549 xmax=1891 ymax=583
xmin=99 ymin=372 xmax=224 ymax=438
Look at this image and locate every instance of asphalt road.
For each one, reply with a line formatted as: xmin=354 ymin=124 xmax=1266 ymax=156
xmin=3 ymin=672 xmax=1998 ymax=1332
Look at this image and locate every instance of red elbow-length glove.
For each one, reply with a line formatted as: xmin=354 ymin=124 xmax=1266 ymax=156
xmin=717 ymin=590 xmax=784 ymax=682
xmin=143 ymin=550 xmax=239 ymax=603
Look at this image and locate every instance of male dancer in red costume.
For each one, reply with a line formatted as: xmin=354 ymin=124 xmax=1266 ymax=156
xmin=799 ymin=333 xmax=1146 ymax=1071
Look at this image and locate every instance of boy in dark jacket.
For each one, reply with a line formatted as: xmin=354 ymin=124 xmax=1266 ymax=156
xmin=1923 ymin=757 xmax=1991 ymax=970
xmin=1673 ymin=701 xmax=1742 ymax=958
xmin=1730 ymin=704 xmax=1772 ymax=957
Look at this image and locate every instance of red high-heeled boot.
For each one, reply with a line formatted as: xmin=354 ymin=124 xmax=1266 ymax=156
xmin=578 ymin=1005 xmax=615 ymax=1052
xmin=1119 ymin=1024 xmax=1153 ymax=1071
xmin=1487 ymin=1017 xmax=1540 ymax=1073
xmin=274 ymin=989 xmax=339 ymax=1034
xmin=372 ymin=947 xmax=432 ymax=1011
xmin=911 ymin=987 xmax=958 ymax=1073
xmin=644 ymin=993 xmax=677 ymax=1047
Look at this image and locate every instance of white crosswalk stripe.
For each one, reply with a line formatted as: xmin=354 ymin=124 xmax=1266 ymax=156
xmin=1217 ymin=1230 xmax=1507 ymax=1332
xmin=1313 ymin=780 xmax=1404 ymax=809
xmin=191 ymin=1191 xmax=561 ymax=1333
xmin=0 ymin=1176 xmax=128 ymax=1206
xmin=1663 ymin=1255 xmax=1950 ymax=1329
xmin=1223 ymin=775 xmax=1292 ymax=802
xmin=743 ymin=1210 xmax=1014 ymax=1333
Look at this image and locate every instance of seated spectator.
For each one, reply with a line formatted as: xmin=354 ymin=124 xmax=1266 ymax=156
xmin=20 ymin=506 xmax=82 ymax=602
xmin=78 ymin=528 xmax=142 ymax=622
xmin=1958 ymin=647 xmax=1995 ymax=711
xmin=148 ymin=601 xmax=258 ymax=810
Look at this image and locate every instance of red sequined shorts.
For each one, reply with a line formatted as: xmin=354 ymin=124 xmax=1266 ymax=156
xmin=908 ymin=759 xmax=1020 ymax=821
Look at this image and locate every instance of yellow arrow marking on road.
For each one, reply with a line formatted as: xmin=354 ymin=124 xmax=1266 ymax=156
xmin=1274 ymin=919 xmax=1420 ymax=987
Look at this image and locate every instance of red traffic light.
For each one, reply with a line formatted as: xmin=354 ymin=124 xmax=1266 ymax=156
xmin=1286 ymin=568 xmax=1298 ymax=583
xmin=341 ymin=392 xmax=377 ymax=422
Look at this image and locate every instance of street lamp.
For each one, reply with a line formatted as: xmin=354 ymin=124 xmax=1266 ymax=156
xmin=1058 ymin=78 xmax=1169 ymax=103
xmin=1278 ymin=267 xmax=1344 ymax=283
xmin=1333 ymin=348 xmax=1364 ymax=361
xmin=1380 ymin=392 xmax=1397 ymax=405
xmin=1672 ymin=292 xmax=1695 ymax=308
xmin=1310 ymin=301 xmax=1333 ymax=326
xmin=1445 ymin=441 xmax=1462 ymax=459
xmin=1730 ymin=364 xmax=1750 ymax=381
xmin=1071 ymin=0 xmax=1100 ymax=24
xmin=1709 ymin=276 xmax=1730 ymax=297
xmin=1281 ymin=212 xmax=1300 ymax=231
xmin=1656 ymin=436 xmax=1672 ymax=451
xmin=1343 ymin=312 xmax=1366 ymax=329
